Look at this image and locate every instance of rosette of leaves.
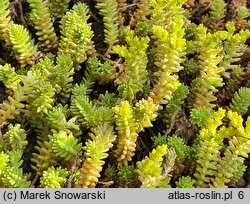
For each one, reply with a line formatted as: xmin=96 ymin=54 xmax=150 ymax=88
xmin=149 ymin=15 xmax=186 ymax=105
xmin=113 ymin=27 xmax=149 ymax=101
xmin=220 ymin=22 xmax=250 ymax=74
xmin=31 ymin=139 xmax=58 ymax=175
xmin=8 ymin=24 xmax=37 ymax=66
xmin=164 ymin=84 xmax=189 ymax=129
xmin=207 ymin=0 xmax=226 ymax=32
xmin=0 ymin=63 xmax=20 ymax=89
xmin=75 ymin=125 xmax=116 ymax=188
xmin=59 ymin=3 xmax=95 ymax=67
xmin=117 ymin=165 xmax=136 ymax=187
xmin=40 ymin=166 xmax=69 ymax=188
xmin=48 ymin=54 xmax=74 ymax=99
xmin=0 ymin=150 xmax=32 ymax=188
xmin=27 ymin=0 xmax=58 ymax=51
xmin=1 ymin=124 xmax=27 ymax=152
xmin=112 ymin=101 xmax=138 ymax=165
xmin=136 ymin=144 xmax=168 ymax=188
xmin=47 ymin=0 xmax=71 ymax=21
xmin=167 ymin=135 xmax=188 ymax=162
xmin=22 ymin=73 xmax=55 ymax=118
xmin=0 ymin=70 xmax=31 ymax=127
xmin=71 ymin=95 xmax=114 ymax=129
xmin=190 ymin=25 xmax=227 ymax=108
xmin=229 ymin=87 xmax=250 ymax=115
xmin=32 ymin=54 xmax=75 ymax=100
xmin=190 ymin=107 xmax=215 ymax=128
xmin=134 ymin=97 xmax=159 ymax=132
xmin=210 ymin=111 xmax=250 ymax=187
xmin=70 ymin=64 xmax=115 ymax=128
xmin=193 ymin=108 xmax=226 ymax=187
xmin=94 ymin=0 xmax=119 ymax=55
xmin=50 ymin=130 xmax=82 ymax=162
xmin=175 ymin=176 xmax=194 ymax=188
xmin=46 ymin=105 xmax=80 ymax=134
xmin=233 ymin=6 xmax=250 ymax=30
xmin=148 ymin=0 xmax=186 ymax=27
xmin=129 ymin=0 xmax=150 ymax=27
xmin=0 ymin=0 xmax=13 ymax=44
xmin=86 ymin=57 xmax=114 ymax=84
xmin=117 ymin=0 xmax=127 ymax=25
xmin=0 ymin=152 xmax=9 ymax=176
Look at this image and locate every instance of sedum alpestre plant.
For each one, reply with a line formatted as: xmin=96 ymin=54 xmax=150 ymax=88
xmin=0 ymin=0 xmax=250 ymax=188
